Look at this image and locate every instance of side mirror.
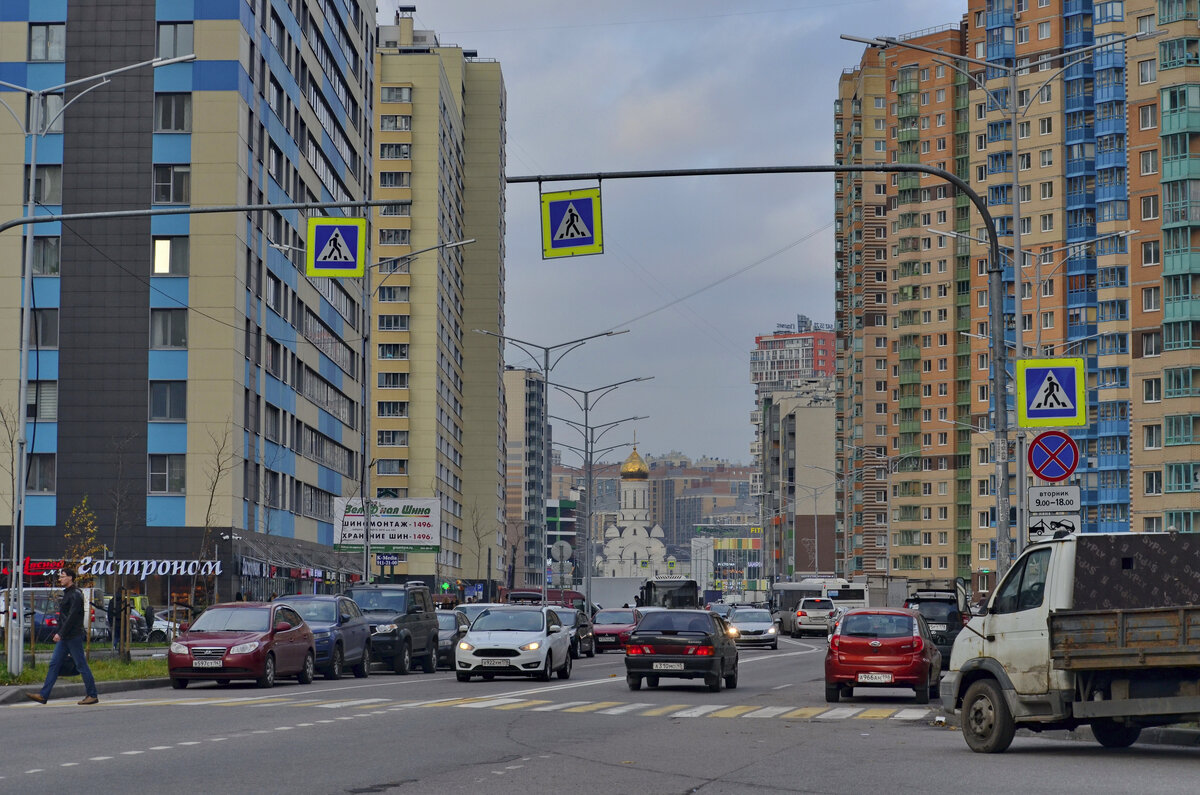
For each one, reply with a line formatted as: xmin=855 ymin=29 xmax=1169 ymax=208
xmin=179 ymin=622 xmax=190 ymax=633
xmin=548 ymin=624 xmax=562 ymax=633
xmin=407 ymin=604 xmax=422 ymax=615
xmin=457 ymin=624 xmax=469 ymax=633
xmin=275 ymin=621 xmax=292 ymax=633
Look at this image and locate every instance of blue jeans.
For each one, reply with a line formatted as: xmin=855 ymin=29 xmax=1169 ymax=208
xmin=40 ymin=634 xmax=98 ymax=700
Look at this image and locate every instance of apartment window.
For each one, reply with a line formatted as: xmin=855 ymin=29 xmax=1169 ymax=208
xmin=25 ymin=165 xmax=63 ymax=204
xmin=157 ymin=22 xmax=194 ymax=58
xmin=32 ymin=309 xmax=58 ymax=348
xmin=1144 ymin=470 xmax=1163 ymax=495
xmin=1143 ymin=331 xmax=1163 ymax=356
xmin=25 ymin=381 xmax=57 ymax=421
xmin=28 ymin=93 xmax=64 ymax=133
xmin=149 ymin=381 xmax=187 ymax=421
xmin=1144 ymin=424 xmax=1162 ymax=449
xmin=148 ymin=454 xmax=186 ymax=494
xmin=378 ymin=430 xmax=409 ymax=447
xmin=26 ymin=454 xmax=55 ymax=493
xmin=380 ymin=143 xmax=411 ymax=159
xmin=153 ymin=237 xmax=189 ymax=275
xmin=380 ymin=202 xmax=412 ymax=217
xmin=379 ymin=171 xmax=411 ymax=188
xmin=1142 ymin=240 xmax=1160 ymax=266
xmin=377 ymin=459 xmax=407 ymax=476
xmin=30 ymin=236 xmax=60 ymax=276
xmin=1018 ymin=121 xmax=1030 ymax=139
xmin=1019 ymin=185 xmax=1031 ymax=203
xmin=378 ymin=343 xmax=409 ymax=360
xmin=154 ymin=93 xmax=192 ymax=132
xmin=377 ymin=285 xmax=409 ymax=302
xmin=1019 ymin=152 xmax=1031 ymax=170
xmin=377 ymin=401 xmax=408 ymax=418
xmin=153 ymin=165 xmax=190 ymax=203
xmin=1037 ymin=21 xmax=1051 ymax=39
xmin=150 ymin=308 xmax=187 ymax=348
xmin=1144 ymin=378 xmax=1162 ymax=403
xmin=1017 ymin=26 xmax=1029 ymax=44
xmin=1140 ymin=149 xmax=1159 ymax=176
xmin=29 ymin=23 xmax=65 ymax=61
xmin=378 ymin=372 xmax=409 ymax=389
xmin=379 ymin=228 xmax=410 ymax=245
xmin=1139 ymin=104 xmax=1158 ymax=130
xmin=1041 ymin=312 xmax=1054 ymax=329
xmin=1139 ymin=59 xmax=1156 ymax=84
xmin=380 ymin=115 xmax=411 ymax=131
xmin=378 ymin=314 xmax=409 ymax=331
xmin=1143 ymin=285 xmax=1161 ymax=311
xmin=380 ymin=86 xmax=412 ymax=102
xmin=1040 ymin=214 xmax=1054 ymax=232
xmin=1037 ymin=117 xmax=1053 ymax=136
xmin=1040 ymin=149 xmax=1054 ymax=167
xmin=1142 ymin=195 xmax=1160 ymax=221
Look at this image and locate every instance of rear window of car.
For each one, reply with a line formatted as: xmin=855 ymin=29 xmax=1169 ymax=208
xmin=636 ymin=612 xmax=713 ymax=633
xmin=841 ymin=612 xmax=914 ymax=638
xmin=912 ymin=601 xmax=958 ymax=622
xmin=594 ymin=609 xmax=634 ymax=624
xmin=802 ymin=599 xmax=834 ymax=610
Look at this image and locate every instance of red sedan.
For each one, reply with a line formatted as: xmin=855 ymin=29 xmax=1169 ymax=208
xmin=168 ymin=602 xmax=316 ymax=689
xmin=592 ymin=608 xmax=639 ymax=653
xmin=824 ymin=607 xmax=941 ymax=704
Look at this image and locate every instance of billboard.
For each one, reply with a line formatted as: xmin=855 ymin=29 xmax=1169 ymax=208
xmin=334 ymin=498 xmax=440 ymax=553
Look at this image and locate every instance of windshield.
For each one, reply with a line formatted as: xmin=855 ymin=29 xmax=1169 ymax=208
xmin=840 ymin=613 xmax=913 ymax=638
xmin=437 ymin=613 xmax=460 ymax=631
xmin=731 ymin=609 xmax=772 ymax=623
xmin=562 ymin=612 xmax=581 ymax=627
xmin=190 ymin=607 xmax=271 ymax=633
xmin=636 ymin=612 xmax=712 ymax=633
xmin=802 ymin=599 xmax=835 ymax=610
xmin=458 ymin=604 xmax=493 ymax=624
xmin=347 ymin=590 xmax=407 ymax=613
xmin=912 ymin=601 xmax=958 ymax=622
xmin=292 ymin=601 xmax=336 ymax=624
xmin=594 ymin=609 xmax=635 ymax=625
xmin=472 ymin=610 xmax=544 ymax=632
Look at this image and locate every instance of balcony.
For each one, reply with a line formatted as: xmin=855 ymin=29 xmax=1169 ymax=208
xmin=1092 ymin=48 xmax=1124 ymax=72
xmin=1065 ymin=157 xmax=1096 ymax=177
xmin=1165 ymin=297 xmax=1200 ymax=322
xmin=1095 ymin=183 xmax=1126 ymax=204
xmin=1065 ymin=123 xmax=1095 ymax=145
xmin=1094 ymin=114 xmax=1126 ymax=138
xmin=898 ymin=102 xmax=919 ymax=118
xmin=900 ymin=344 xmax=922 ymax=360
xmin=898 ymin=127 xmax=919 ymax=143
xmin=1065 ymin=93 xmax=1093 ymax=113
xmin=897 ymin=78 xmax=919 ymax=95
xmin=1163 ymin=108 xmax=1200 ymax=135
xmin=1094 ymin=81 xmax=1125 ymax=104
xmin=1095 ymin=149 xmax=1124 ymax=171
xmin=1163 ymin=155 xmax=1200 ymax=181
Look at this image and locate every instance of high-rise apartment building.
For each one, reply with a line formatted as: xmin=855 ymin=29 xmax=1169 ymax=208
xmin=370 ymin=9 xmax=507 ymax=591
xmin=503 ymin=366 xmax=548 ymax=589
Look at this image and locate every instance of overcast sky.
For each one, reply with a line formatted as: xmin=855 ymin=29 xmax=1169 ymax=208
xmin=395 ymin=0 xmax=964 ymax=465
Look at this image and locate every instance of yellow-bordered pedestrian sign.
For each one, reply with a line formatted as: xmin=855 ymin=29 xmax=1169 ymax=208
xmin=540 ymin=187 xmax=603 ymax=259
xmin=1016 ymin=358 xmax=1087 ymax=428
xmin=306 ymin=217 xmax=366 ymax=277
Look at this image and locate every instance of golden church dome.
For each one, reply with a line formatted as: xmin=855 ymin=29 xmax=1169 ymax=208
xmin=620 ymin=447 xmax=649 ymax=479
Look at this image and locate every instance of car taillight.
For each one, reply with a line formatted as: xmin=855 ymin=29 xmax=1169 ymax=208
xmin=910 ymin=635 xmax=924 ymax=653
xmin=47 ymin=617 xmax=58 ymax=626
xmin=685 ymin=645 xmax=715 ymax=656
xmin=830 ymin=634 xmax=841 ymax=651
xmin=961 ymin=613 xmax=971 ymax=627
xmin=796 ymin=611 xmax=806 ymax=617
xmin=625 ymin=645 xmax=653 ymax=655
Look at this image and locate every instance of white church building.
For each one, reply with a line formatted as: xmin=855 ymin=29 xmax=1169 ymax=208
xmin=595 ymin=448 xmax=673 ymax=577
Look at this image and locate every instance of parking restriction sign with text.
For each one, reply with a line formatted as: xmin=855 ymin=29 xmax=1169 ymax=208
xmin=1027 ymin=430 xmax=1080 ymax=483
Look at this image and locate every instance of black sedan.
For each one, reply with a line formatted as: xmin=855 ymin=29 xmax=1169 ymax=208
xmin=624 ymin=609 xmax=739 ymax=693
xmin=563 ymin=609 xmax=596 ymax=659
xmin=435 ymin=609 xmax=469 ymax=669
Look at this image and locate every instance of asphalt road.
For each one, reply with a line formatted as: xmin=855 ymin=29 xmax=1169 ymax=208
xmin=4 ymin=636 xmax=1197 ymax=793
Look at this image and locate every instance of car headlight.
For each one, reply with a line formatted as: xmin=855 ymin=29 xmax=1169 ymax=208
xmin=458 ymin=641 xmax=475 ymax=651
xmin=229 ymin=641 xmax=259 ymax=655
xmin=374 ymin=623 xmax=397 ymax=635
xmin=519 ymin=641 xmax=541 ymax=652
xmin=766 ymin=626 xmax=777 ymax=635
xmin=170 ymin=642 xmax=187 ymax=655
xmin=728 ymin=627 xmax=740 ymax=637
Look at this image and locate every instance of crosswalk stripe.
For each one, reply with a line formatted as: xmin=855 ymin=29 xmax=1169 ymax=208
xmin=598 ymin=702 xmax=654 ymax=715
xmin=817 ymin=707 xmax=863 ymax=720
xmin=457 ymin=698 xmax=525 ymax=709
xmin=855 ymin=708 xmax=898 ymax=719
xmin=494 ymin=700 xmax=553 ymax=711
xmin=563 ymin=701 xmax=624 ymax=713
xmin=708 ymin=705 xmax=760 ymax=719
xmin=420 ymin=697 xmax=490 ymax=708
xmin=314 ymin=699 xmax=392 ymax=709
xmin=222 ymin=698 xmax=291 ymax=706
xmin=640 ymin=703 xmax=689 ymax=716
xmin=671 ymin=705 xmax=724 ymax=718
xmin=531 ymin=701 xmax=592 ymax=712
xmin=892 ymin=708 xmax=931 ymax=720
xmin=744 ymin=706 xmax=792 ymax=719
xmin=779 ymin=706 xmax=828 ymax=719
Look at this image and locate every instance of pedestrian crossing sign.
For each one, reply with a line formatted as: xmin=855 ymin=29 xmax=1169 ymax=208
xmin=541 ymin=187 xmax=603 ymax=259
xmin=306 ymin=217 xmax=366 ymax=277
xmin=1016 ymin=357 xmax=1086 ymax=428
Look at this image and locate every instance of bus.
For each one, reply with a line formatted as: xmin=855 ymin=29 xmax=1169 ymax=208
xmin=771 ymin=578 xmax=869 ymax=635
xmin=498 ymin=587 xmax=586 ymax=612
xmin=639 ymin=576 xmax=700 ymax=609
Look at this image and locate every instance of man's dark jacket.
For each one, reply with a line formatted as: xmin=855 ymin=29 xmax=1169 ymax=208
xmin=58 ymin=585 xmax=85 ymax=640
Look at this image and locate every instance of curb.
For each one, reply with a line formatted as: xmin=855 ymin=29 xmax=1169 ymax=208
xmin=0 ymin=677 xmax=171 ymax=705
xmin=938 ymin=709 xmax=1200 ymax=749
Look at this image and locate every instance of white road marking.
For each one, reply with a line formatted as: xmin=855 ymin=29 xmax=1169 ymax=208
xmin=209 ymin=738 xmax=227 ymax=742
xmin=504 ymin=765 xmax=524 ymax=770
xmin=25 ymin=769 xmax=44 ymax=774
xmin=120 ymin=751 xmax=144 ymax=756
xmin=817 ymin=707 xmax=863 ymax=720
xmin=670 ymin=705 xmax=724 ymax=718
xmin=314 ymin=698 xmax=391 ymax=709
xmin=89 ymin=757 xmax=112 ymax=761
xmin=772 ymin=684 xmax=793 ymax=690
xmin=149 ymin=746 xmax=173 ymax=750
xmin=178 ymin=742 xmax=201 ymax=746
xmin=531 ymin=701 xmax=591 ymax=712
xmin=744 ymin=706 xmax=792 ymax=718
xmin=60 ymin=763 xmax=78 ymax=767
xmin=457 ymin=698 xmax=524 ymax=709
xmin=297 ymin=723 xmax=314 ymax=727
xmin=598 ymin=702 xmax=654 ymax=715
xmin=275 ymin=727 xmax=294 ymax=731
xmin=892 ymin=708 xmax=931 ymax=720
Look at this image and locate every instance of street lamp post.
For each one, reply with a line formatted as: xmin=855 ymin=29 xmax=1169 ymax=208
xmin=473 ymin=329 xmax=630 ymax=603
xmin=1 ymin=52 xmax=196 ymax=678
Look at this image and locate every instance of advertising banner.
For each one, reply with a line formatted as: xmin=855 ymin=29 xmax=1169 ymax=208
xmin=334 ymin=498 xmax=441 ymax=553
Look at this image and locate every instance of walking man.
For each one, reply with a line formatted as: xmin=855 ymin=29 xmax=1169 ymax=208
xmin=106 ymin=588 xmax=124 ymax=650
xmin=26 ymin=566 xmax=100 ymax=705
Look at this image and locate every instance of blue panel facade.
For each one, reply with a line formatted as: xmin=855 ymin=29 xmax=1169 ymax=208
xmin=147 ymin=496 xmax=186 ymax=526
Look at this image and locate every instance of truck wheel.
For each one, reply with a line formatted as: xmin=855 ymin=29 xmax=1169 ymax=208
xmin=961 ymin=679 xmax=1015 ymax=753
xmin=1091 ymin=719 xmax=1141 ymax=748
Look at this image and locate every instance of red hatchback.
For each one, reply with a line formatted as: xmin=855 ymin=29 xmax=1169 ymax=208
xmin=824 ymin=607 xmax=941 ymax=704
xmin=592 ymin=607 xmax=639 ymax=653
xmin=168 ymin=602 xmax=316 ymax=689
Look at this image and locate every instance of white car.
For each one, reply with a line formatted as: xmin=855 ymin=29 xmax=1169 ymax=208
xmin=795 ymin=598 xmax=837 ymax=636
xmin=455 ymin=606 xmax=572 ymax=682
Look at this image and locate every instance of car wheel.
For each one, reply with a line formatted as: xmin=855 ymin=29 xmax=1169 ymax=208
xmin=297 ymin=652 xmax=315 ymax=685
xmin=770 ymin=641 xmax=778 ymax=650
xmin=535 ymin=656 xmax=552 ymax=682
xmin=824 ymin=682 xmax=840 ymax=703
xmin=421 ymin=644 xmax=437 ymax=674
xmin=724 ymin=664 xmax=738 ymax=690
xmin=394 ymin=643 xmax=412 ymax=675
xmin=325 ymin=645 xmax=344 ymax=680
xmin=961 ymin=678 xmax=1016 ymax=753
xmin=216 ymin=679 xmax=231 ymax=686
xmin=257 ymin=654 xmax=276 ymax=689
xmin=706 ymin=664 xmax=722 ymax=693
xmin=569 ymin=639 xmax=580 ymax=660
xmin=558 ymin=652 xmax=572 ymax=680
xmin=585 ymin=639 xmax=595 ymax=658
xmin=352 ymin=645 xmax=371 ymax=678
xmin=171 ymin=678 xmax=188 ymax=690
xmin=646 ymin=675 xmax=659 ymax=689
xmin=626 ymin=674 xmax=642 ymax=691
xmin=1091 ymin=719 xmax=1142 ymax=748
xmin=456 ymin=672 xmax=472 ymax=682
xmin=149 ymin=630 xmax=167 ymax=644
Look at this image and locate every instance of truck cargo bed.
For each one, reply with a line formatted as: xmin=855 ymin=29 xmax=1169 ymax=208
xmin=1050 ymin=606 xmax=1200 ymax=670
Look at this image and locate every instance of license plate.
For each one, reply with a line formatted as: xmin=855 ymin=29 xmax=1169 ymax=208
xmin=193 ymin=659 xmax=223 ymax=668
xmin=857 ymin=672 xmax=893 ymax=684
xmin=930 ymin=623 xmax=948 ymax=632
xmin=652 ymin=662 xmax=685 ymax=671
xmin=481 ymin=659 xmax=507 ymax=667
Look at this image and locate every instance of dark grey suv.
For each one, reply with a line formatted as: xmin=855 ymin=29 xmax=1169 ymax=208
xmin=345 ymin=582 xmax=439 ymax=674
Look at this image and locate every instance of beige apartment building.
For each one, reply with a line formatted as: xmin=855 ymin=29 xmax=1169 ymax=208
xmin=371 ymin=10 xmax=507 ymax=589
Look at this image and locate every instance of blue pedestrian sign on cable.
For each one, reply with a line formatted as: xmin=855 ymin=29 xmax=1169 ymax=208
xmin=1016 ymin=358 xmax=1086 ymax=428
xmin=540 ymin=187 xmax=603 ymax=259
xmin=306 ymin=217 xmax=366 ymax=277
